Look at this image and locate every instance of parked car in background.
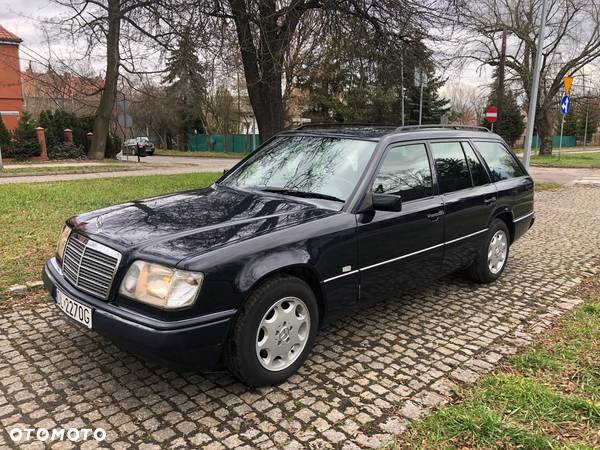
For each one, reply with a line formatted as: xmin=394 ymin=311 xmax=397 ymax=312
xmin=123 ymin=137 xmax=155 ymax=156
xmin=43 ymin=124 xmax=534 ymax=386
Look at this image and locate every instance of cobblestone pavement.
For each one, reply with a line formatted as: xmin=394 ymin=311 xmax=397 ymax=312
xmin=1 ymin=186 xmax=599 ymax=449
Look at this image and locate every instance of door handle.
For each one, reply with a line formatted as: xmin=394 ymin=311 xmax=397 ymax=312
xmin=427 ymin=210 xmax=444 ymax=221
xmin=483 ymin=196 xmax=497 ymax=204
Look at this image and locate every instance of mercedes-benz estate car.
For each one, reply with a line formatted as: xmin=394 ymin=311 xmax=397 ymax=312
xmin=43 ymin=124 xmax=534 ymax=386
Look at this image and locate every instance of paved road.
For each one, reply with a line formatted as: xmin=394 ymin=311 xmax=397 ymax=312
xmin=0 ymin=157 xmax=239 ymax=185
xmin=1 ymin=186 xmax=599 ymax=449
xmin=142 ymin=156 xmax=241 ymax=167
xmin=2 ymin=154 xmax=600 ymax=186
xmin=528 ymin=166 xmax=600 ymax=185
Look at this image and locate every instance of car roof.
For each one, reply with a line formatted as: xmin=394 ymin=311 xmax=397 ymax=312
xmin=279 ymin=124 xmax=503 ymax=142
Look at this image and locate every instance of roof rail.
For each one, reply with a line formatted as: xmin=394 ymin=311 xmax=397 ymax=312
xmin=295 ymin=122 xmax=396 ymax=130
xmin=394 ymin=124 xmax=491 ymax=132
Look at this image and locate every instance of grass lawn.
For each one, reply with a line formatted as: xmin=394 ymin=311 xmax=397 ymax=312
xmin=401 ymin=283 xmax=600 ymax=449
xmin=0 ymin=172 xmax=220 ymax=298
xmin=155 ymin=148 xmax=247 ymax=159
xmin=0 ymin=163 xmax=145 ymax=177
xmin=535 ymin=182 xmax=562 ymax=191
xmin=529 ymin=152 xmax=600 ymax=168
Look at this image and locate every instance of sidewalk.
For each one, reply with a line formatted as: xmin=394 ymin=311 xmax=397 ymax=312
xmin=527 ymin=166 xmax=600 ymax=185
xmin=0 ymin=157 xmax=238 ymax=184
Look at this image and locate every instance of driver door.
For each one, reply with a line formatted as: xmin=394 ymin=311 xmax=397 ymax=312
xmin=357 ymin=142 xmax=445 ymax=303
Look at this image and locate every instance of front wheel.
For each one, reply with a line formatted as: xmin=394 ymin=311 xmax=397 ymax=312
xmin=466 ymin=219 xmax=510 ymax=283
xmin=225 ymin=275 xmax=319 ymax=386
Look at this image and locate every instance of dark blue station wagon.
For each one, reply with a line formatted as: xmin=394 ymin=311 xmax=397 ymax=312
xmin=43 ymin=125 xmax=534 ymax=386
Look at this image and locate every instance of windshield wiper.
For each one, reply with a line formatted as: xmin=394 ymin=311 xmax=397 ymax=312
xmin=259 ymin=187 xmax=344 ymax=203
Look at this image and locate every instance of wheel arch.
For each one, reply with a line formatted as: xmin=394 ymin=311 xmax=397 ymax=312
xmin=490 ymin=207 xmax=515 ymax=243
xmin=236 ymin=255 xmax=326 ymax=326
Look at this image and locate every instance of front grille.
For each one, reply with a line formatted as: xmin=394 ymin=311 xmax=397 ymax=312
xmin=62 ymin=234 xmax=121 ymax=300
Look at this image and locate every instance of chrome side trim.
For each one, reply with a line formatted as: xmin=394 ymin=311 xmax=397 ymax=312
xmin=513 ymin=211 xmax=534 ymax=223
xmin=322 ymin=270 xmax=360 ymax=283
xmin=322 ymin=227 xmax=489 ymax=283
xmin=360 ymin=242 xmax=445 ymax=272
xmin=444 ymin=228 xmax=488 ymax=245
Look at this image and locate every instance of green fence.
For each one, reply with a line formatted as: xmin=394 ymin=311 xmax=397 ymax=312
xmin=187 ymin=134 xmax=260 ymax=153
xmin=531 ymin=135 xmax=576 ymax=148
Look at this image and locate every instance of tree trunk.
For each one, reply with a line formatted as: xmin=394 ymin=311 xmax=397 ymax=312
xmin=229 ymin=0 xmax=296 ymax=143
xmin=248 ymin=74 xmax=286 ymax=143
xmin=89 ymin=0 xmax=121 ymax=160
xmin=536 ymin=106 xmax=554 ymax=155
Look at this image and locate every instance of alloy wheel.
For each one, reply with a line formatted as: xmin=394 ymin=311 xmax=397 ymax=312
xmin=255 ymin=297 xmax=311 ymax=371
xmin=488 ymin=230 xmax=508 ymax=274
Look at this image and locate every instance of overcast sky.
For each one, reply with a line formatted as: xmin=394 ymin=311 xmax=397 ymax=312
xmin=2 ymin=0 xmax=58 ymax=63
xmin=1 ymin=0 xmax=489 ymax=93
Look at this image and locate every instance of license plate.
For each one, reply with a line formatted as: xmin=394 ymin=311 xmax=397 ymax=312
xmin=56 ymin=290 xmax=92 ymax=329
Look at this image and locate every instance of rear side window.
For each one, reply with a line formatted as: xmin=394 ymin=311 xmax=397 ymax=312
xmin=474 ymin=141 xmax=524 ymax=181
xmin=430 ymin=141 xmax=472 ymax=193
xmin=372 ymin=143 xmax=433 ymax=202
xmin=462 ymin=142 xmax=489 ymax=186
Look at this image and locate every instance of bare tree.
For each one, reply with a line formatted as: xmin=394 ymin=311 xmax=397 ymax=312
xmin=53 ymin=0 xmax=175 ymax=159
xmin=444 ymin=83 xmax=488 ymax=124
xmin=458 ymin=0 xmax=600 ymax=154
xmin=187 ymin=0 xmax=447 ymax=141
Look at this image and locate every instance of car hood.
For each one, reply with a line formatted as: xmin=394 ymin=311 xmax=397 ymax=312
xmin=69 ymin=185 xmax=337 ymax=264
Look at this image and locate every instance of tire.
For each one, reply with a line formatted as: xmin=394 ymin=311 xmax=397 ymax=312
xmin=466 ymin=219 xmax=510 ymax=283
xmin=225 ymin=275 xmax=319 ymax=387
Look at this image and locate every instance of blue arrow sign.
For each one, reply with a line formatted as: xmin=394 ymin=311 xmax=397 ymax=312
xmin=560 ymin=95 xmax=571 ymax=115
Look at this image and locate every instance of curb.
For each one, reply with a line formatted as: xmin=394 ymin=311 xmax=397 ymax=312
xmin=573 ymin=180 xmax=600 ymax=186
xmin=7 ymin=281 xmax=44 ymax=297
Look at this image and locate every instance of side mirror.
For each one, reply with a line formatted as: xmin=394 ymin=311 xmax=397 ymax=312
xmin=372 ymin=193 xmax=402 ymax=212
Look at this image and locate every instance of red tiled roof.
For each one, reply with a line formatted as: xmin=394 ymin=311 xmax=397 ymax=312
xmin=0 ymin=24 xmax=22 ymax=44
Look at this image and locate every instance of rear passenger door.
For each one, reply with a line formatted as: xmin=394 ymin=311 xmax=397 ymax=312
xmin=429 ymin=140 xmax=497 ymax=273
xmin=472 ymin=140 xmax=534 ymax=238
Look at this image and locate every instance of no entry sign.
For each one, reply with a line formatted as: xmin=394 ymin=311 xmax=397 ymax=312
xmin=485 ymin=106 xmax=498 ymax=123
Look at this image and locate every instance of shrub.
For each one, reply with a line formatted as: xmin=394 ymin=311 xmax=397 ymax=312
xmin=0 ymin=117 xmax=10 ymax=149
xmin=6 ymin=112 xmax=38 ymax=160
xmin=37 ymin=109 xmax=94 ymax=150
xmin=48 ymin=142 xmax=87 ymax=160
xmin=105 ymin=133 xmax=122 ymax=158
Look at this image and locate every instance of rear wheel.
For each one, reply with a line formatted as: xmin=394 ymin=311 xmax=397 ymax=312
xmin=225 ymin=275 xmax=318 ymax=386
xmin=466 ymin=219 xmax=510 ymax=283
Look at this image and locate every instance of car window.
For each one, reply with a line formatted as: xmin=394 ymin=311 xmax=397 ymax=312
xmin=462 ymin=142 xmax=489 ymax=186
xmin=220 ymin=136 xmax=376 ymax=201
xmin=430 ymin=141 xmax=472 ymax=193
xmin=372 ymin=143 xmax=433 ymax=202
xmin=473 ymin=141 xmax=524 ymax=181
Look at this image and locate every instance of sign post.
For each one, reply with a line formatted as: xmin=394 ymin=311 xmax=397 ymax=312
xmin=559 ymin=94 xmax=571 ymax=160
xmin=522 ymin=0 xmax=548 ymax=168
xmin=415 ymin=67 xmax=428 ymax=125
xmin=485 ymin=106 xmax=498 ymax=132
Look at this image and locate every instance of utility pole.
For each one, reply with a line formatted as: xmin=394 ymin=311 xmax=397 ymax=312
xmin=497 ymin=28 xmax=507 ymax=135
xmin=237 ymin=71 xmax=241 ymax=134
xmin=401 ymin=54 xmax=405 ymax=126
xmin=523 ymin=0 xmax=548 ymax=169
xmin=583 ymin=71 xmax=590 ymax=147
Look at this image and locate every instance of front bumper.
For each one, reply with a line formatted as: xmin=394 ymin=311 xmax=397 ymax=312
xmin=43 ymin=258 xmax=236 ymax=370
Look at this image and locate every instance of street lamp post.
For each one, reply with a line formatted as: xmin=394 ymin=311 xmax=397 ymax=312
xmin=522 ymin=0 xmax=548 ymax=169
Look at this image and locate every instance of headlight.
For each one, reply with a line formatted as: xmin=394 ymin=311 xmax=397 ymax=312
xmin=119 ymin=261 xmax=203 ymax=309
xmin=56 ymin=225 xmax=71 ymax=261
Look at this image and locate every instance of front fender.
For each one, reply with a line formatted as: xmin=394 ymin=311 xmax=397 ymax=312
xmin=235 ymin=246 xmax=313 ymax=292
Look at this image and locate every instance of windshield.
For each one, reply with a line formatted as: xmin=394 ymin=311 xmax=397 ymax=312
xmin=220 ymin=136 xmax=377 ymax=202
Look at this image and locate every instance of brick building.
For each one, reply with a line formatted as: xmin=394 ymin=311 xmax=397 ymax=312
xmin=0 ymin=24 xmax=23 ymax=130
